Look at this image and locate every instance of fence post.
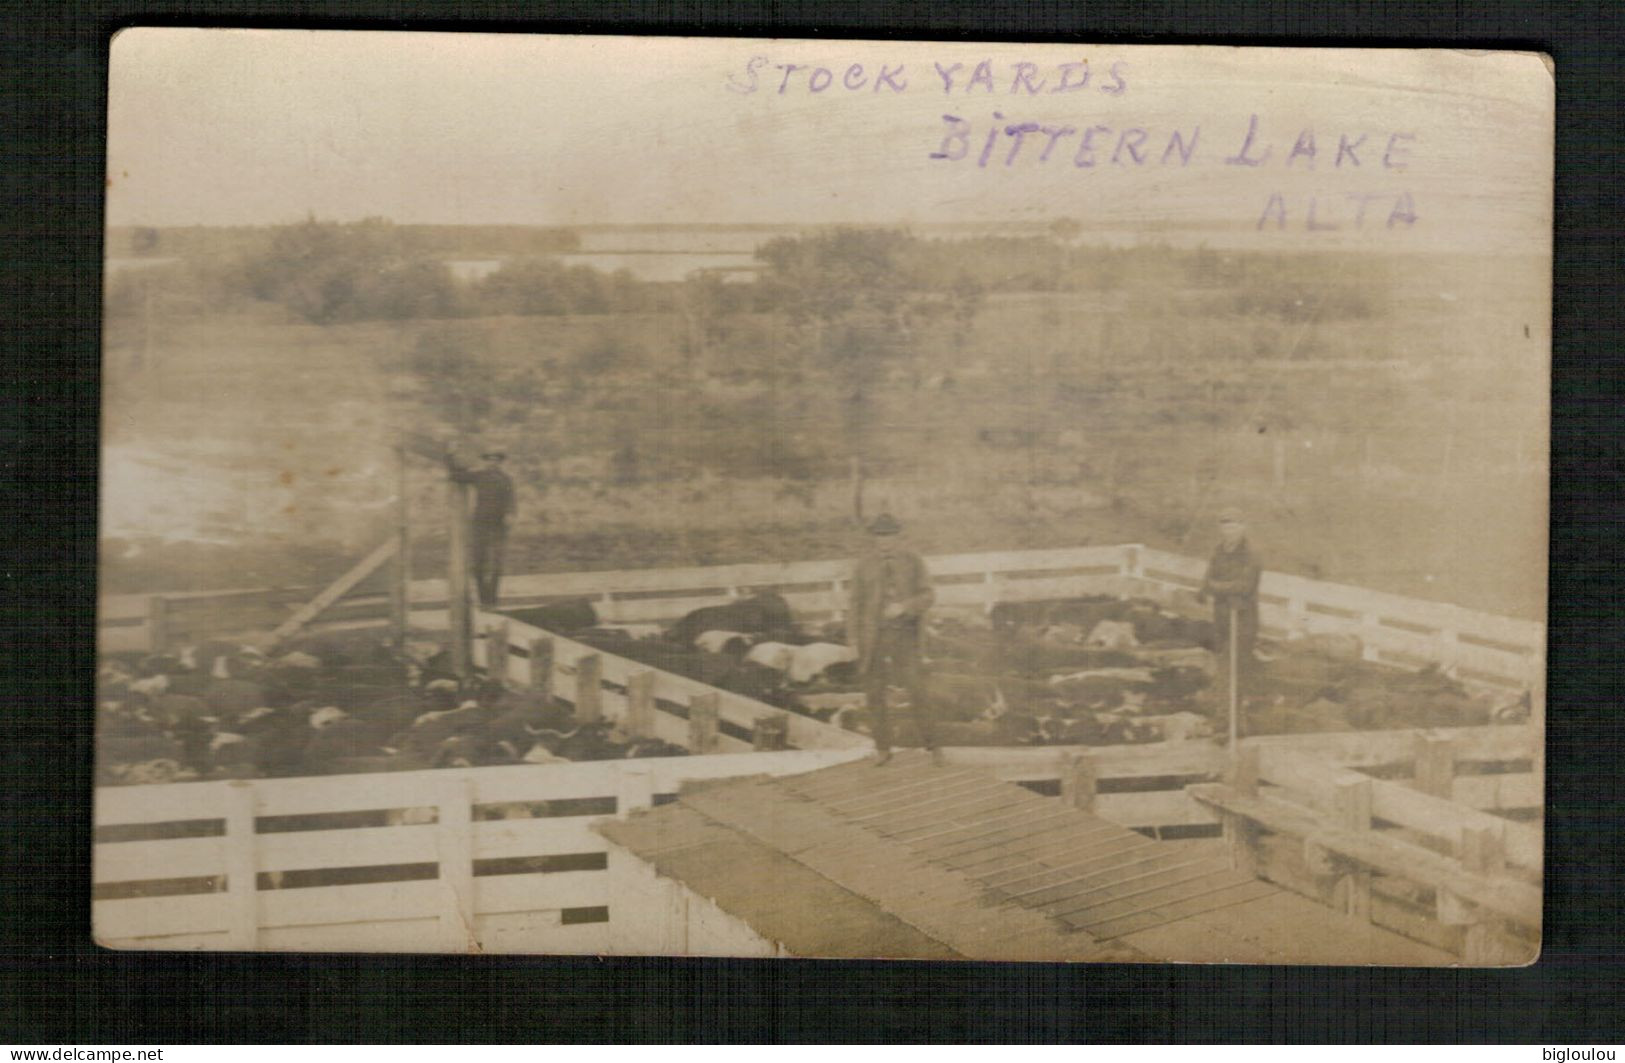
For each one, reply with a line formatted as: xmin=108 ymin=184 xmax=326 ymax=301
xmin=574 ymin=654 xmax=603 ymax=725
xmin=1227 ymin=743 xmax=1260 ymax=796
xmin=981 ymin=569 xmax=998 ymax=615
xmin=224 ymin=780 xmax=259 ymax=950
xmin=618 ymin=764 xmax=654 ymax=815
xmin=485 ymin=621 xmax=510 ymax=687
xmin=436 ymin=777 xmax=477 ymax=953
xmin=752 ymin=713 xmax=789 ymax=751
xmin=626 ymin=670 xmax=656 ymax=738
xmin=1062 ymin=754 xmax=1097 ymax=812
xmin=147 ymin=594 xmax=170 ymax=654
xmin=528 ymin=636 xmax=554 ymax=699
xmin=1413 ymin=734 xmax=1456 ymax=799
xmin=1331 ymin=776 xmax=1373 ymax=921
xmin=688 ymin=693 xmax=719 ymax=754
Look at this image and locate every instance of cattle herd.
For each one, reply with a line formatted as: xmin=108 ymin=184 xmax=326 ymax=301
xmin=95 ymin=628 xmax=688 ymax=787
xmin=96 ymin=591 xmax=1528 ymax=788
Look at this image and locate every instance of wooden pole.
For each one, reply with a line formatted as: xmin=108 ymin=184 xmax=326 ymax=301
xmin=752 ymin=712 xmax=789 ymax=752
xmin=1228 ymin=604 xmax=1241 ymax=757
xmin=435 ymin=777 xmax=477 ymax=952
xmin=224 ymin=781 xmax=259 ymax=950
xmin=447 ymin=478 xmax=472 ymax=678
xmin=626 ymin=670 xmax=656 ymax=738
xmin=147 ymin=594 xmax=170 ymax=654
xmin=574 ymin=654 xmax=603 ymax=725
xmin=1413 ymin=734 xmax=1456 ymax=799
xmin=528 ymin=636 xmax=554 ymax=699
xmin=688 ymin=692 xmax=720 ymax=754
xmin=485 ymin=621 xmax=510 ymax=687
xmin=1062 ymin=753 xmax=1097 ymax=812
xmin=1332 ymin=776 xmax=1374 ymax=920
xmin=390 ymin=445 xmax=410 ymax=648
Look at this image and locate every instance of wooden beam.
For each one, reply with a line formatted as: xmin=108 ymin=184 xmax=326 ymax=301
xmin=1189 ymin=783 xmax=1541 ymax=928
xmin=262 ymin=537 xmax=399 ymax=653
xmin=1062 ymin=754 xmax=1098 ymax=811
xmin=574 ymin=654 xmax=603 ymax=725
xmin=447 ymin=481 xmax=472 ymax=677
xmin=1414 ymin=733 xmax=1456 ymax=798
xmin=1255 ymin=747 xmax=1542 ymax=870
xmin=528 ymin=636 xmax=554 ymax=699
xmin=485 ymin=621 xmax=510 ymax=687
xmin=689 ymin=693 xmax=720 ymax=754
xmin=626 ymin=670 xmax=656 ymax=738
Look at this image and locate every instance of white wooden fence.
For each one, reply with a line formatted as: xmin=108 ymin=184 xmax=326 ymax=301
xmin=93 ymin=748 xmax=867 ymax=953
xmin=101 ymin=542 xmax=1544 ymax=693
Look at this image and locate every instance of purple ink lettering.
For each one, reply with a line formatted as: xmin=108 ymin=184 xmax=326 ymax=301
xmin=1286 ymin=129 xmax=1317 ymax=168
xmin=1010 ymin=62 xmax=1045 ymax=95
xmin=1112 ymin=127 xmax=1148 ymax=165
xmin=1306 ymin=197 xmax=1338 ymax=230
xmin=808 ymin=67 xmax=833 ymax=93
xmin=1226 ymin=114 xmax=1272 ymax=167
xmin=1257 ymin=192 xmax=1287 ymax=230
xmin=978 ymin=112 xmax=1005 ymax=167
xmin=967 ymin=60 xmax=996 ymax=93
xmin=1161 ymin=126 xmax=1200 ymax=165
xmin=726 ymin=55 xmax=770 ymax=94
xmin=1387 ymin=191 xmax=1418 ymax=228
xmin=776 ymin=64 xmax=803 ymax=94
xmin=930 ymin=115 xmax=972 ymax=160
xmin=843 ymin=64 xmax=867 ymax=90
xmin=1051 ymin=60 xmax=1091 ymax=93
xmin=1038 ymin=125 xmax=1077 ymax=162
xmin=1383 ymin=133 xmax=1415 ymax=170
xmin=1005 ymin=121 xmax=1041 ymax=165
xmin=1101 ymin=61 xmax=1127 ymax=95
xmin=934 ymin=62 xmax=962 ymax=94
xmin=1074 ymin=125 xmax=1111 ymax=168
xmin=875 ymin=64 xmax=907 ymax=92
xmin=1336 ymin=133 xmax=1365 ymax=167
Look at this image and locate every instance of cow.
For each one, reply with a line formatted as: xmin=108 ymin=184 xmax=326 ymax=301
xmin=502 ymin=598 xmax=598 ymax=634
xmin=667 ymin=593 xmax=795 ymax=647
xmin=786 ymin=643 xmax=859 ymax=685
xmin=744 ymin=642 xmax=796 ymax=673
xmin=1086 ymin=620 xmax=1139 ymax=651
xmin=695 ymin=630 xmax=753 ymax=656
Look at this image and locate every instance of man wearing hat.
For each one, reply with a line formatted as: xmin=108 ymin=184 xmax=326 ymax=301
xmin=447 ymin=447 xmax=516 ymax=607
xmin=1199 ymin=507 xmax=1262 ymax=700
xmin=846 ymin=513 xmax=938 ymax=765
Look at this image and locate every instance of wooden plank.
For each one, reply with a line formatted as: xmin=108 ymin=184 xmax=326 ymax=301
xmin=255 ymin=824 xmax=440 ymax=873
xmin=1256 ymin=748 xmax=1542 ymax=869
xmin=473 ymin=870 xmax=612 ymax=916
xmin=1452 ymin=772 xmax=1542 ymax=811
xmin=94 ymin=894 xmax=233 ymax=942
xmin=258 ymin=879 xmax=446 ymax=928
xmin=1083 ymin=878 xmax=1280 ymax=940
xmin=1041 ymin=856 xmax=1241 ymax=919
xmin=1093 ymin=789 xmax=1215 ymax=829
xmin=1003 ymin=848 xmax=1220 ymax=906
xmin=258 ymin=917 xmax=442 ymax=953
xmin=472 ymin=818 xmax=604 ymax=861
xmin=263 ymin=537 xmax=399 ymax=651
xmin=94 ymin=837 xmax=226 ymax=884
xmin=1189 ymin=783 xmax=1541 ymax=927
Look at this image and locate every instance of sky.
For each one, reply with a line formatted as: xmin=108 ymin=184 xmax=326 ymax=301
xmin=106 ymin=30 xmax=1553 ymax=252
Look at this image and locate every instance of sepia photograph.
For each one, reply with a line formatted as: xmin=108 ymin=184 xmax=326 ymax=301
xmin=95 ymin=31 xmax=1550 ymax=964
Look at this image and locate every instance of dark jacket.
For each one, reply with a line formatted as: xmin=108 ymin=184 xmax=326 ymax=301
xmin=1202 ymin=539 xmax=1262 ymax=612
xmin=449 ymin=463 xmax=516 ymax=526
xmin=846 ymin=549 xmax=935 ymax=673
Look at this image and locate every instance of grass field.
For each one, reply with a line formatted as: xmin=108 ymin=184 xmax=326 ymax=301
xmin=100 ymin=248 xmax=1548 ymax=620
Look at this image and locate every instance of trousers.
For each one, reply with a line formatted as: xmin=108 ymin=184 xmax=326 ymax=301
xmin=1213 ymin=599 xmax=1260 ymax=696
xmin=861 ymin=625 xmax=935 ymax=752
xmin=471 ymin=521 xmax=508 ymax=607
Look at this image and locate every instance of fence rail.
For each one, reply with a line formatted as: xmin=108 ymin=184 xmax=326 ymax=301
xmin=102 ymin=543 xmax=1543 ymax=694
xmin=93 ymin=749 xmax=867 ymax=952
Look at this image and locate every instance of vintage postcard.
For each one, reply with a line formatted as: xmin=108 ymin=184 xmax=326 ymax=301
xmin=97 ymin=31 xmax=1550 ymax=963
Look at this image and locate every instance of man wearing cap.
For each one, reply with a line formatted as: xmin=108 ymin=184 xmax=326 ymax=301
xmin=1199 ymin=507 xmax=1262 ymax=699
xmin=447 ymin=448 xmax=516 ymax=607
xmin=847 ymin=513 xmax=938 ymax=765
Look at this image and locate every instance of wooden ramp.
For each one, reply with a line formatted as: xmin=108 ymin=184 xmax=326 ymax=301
xmin=599 ymin=751 xmax=1458 ymax=965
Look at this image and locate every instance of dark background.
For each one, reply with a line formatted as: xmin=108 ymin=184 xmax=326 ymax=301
xmin=5 ymin=0 xmax=1622 ymax=1045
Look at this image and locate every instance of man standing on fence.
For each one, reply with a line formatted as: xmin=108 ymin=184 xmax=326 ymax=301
xmin=447 ymin=446 xmax=516 ymax=608
xmin=847 ymin=513 xmax=938 ymax=766
xmin=1199 ymin=506 xmax=1263 ymax=713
